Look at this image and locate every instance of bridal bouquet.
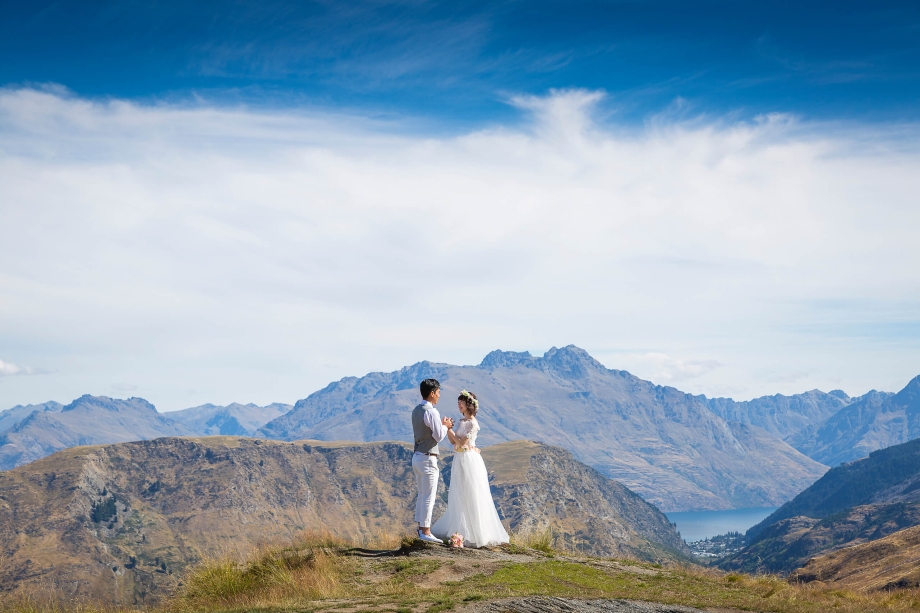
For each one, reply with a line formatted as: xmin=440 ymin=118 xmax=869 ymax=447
xmin=449 ymin=533 xmax=464 ymax=548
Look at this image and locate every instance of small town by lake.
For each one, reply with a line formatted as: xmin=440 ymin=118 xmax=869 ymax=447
xmin=665 ymin=507 xmax=779 ymax=542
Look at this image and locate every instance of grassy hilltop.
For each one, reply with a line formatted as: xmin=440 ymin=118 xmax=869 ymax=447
xmin=7 ymin=532 xmax=920 ymax=613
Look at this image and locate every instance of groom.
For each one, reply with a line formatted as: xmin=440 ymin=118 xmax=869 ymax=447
xmin=412 ymin=378 xmax=454 ymax=543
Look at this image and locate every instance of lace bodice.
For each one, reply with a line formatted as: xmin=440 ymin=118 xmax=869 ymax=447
xmin=455 ymin=417 xmax=480 ymax=450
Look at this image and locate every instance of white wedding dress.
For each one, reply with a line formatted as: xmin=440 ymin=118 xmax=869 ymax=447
xmin=431 ymin=417 xmax=510 ymax=547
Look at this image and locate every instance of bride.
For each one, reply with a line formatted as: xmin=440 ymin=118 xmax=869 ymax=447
xmin=431 ymin=390 xmax=510 ymax=547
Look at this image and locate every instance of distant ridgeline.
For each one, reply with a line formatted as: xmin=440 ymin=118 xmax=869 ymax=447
xmin=0 ymin=437 xmax=688 ymax=604
xmin=720 ymin=435 xmax=920 ymax=586
xmin=2 ymin=346 xmax=920 ymax=512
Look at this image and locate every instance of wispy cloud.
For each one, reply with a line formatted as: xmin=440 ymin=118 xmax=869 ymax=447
xmin=610 ymin=353 xmax=723 ymax=383
xmin=0 ymin=360 xmax=38 ymax=378
xmin=1 ymin=87 xmax=919 ymax=409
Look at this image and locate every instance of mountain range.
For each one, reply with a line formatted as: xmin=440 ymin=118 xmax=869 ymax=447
xmin=166 ymin=402 xmax=292 ymax=437
xmin=259 ymin=346 xmax=829 ymax=511
xmin=0 ymin=396 xmax=192 ymax=471
xmin=0 ymin=436 xmax=687 ymax=605
xmin=0 ymin=397 xmax=289 ymax=471
xmin=788 ymin=378 xmax=920 ymax=466
xmin=3 ymin=346 xmax=920 ymax=511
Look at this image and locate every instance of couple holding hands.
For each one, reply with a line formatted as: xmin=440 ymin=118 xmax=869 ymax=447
xmin=411 ymin=378 xmax=509 ymax=547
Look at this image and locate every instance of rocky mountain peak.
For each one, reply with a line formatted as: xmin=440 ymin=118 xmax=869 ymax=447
xmin=828 ymin=389 xmax=850 ymax=400
xmin=479 ymin=350 xmax=534 ymax=369
xmin=393 ymin=360 xmax=448 ymax=391
xmin=896 ymin=375 xmax=920 ymax=401
xmin=541 ymin=345 xmax=607 ymax=378
xmin=62 ymin=395 xmax=157 ymax=413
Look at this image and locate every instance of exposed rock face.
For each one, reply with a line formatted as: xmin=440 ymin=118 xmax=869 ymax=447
xmin=260 ymin=346 xmax=827 ymax=511
xmin=788 ymin=378 xmax=919 ymax=466
xmin=165 ymin=402 xmax=292 ymax=436
xmin=0 ymin=437 xmax=685 ymax=605
xmin=0 ymin=395 xmax=192 ymax=471
xmin=789 ymin=523 xmax=920 ymax=591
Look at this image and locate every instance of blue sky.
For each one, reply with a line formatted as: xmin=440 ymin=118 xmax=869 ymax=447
xmin=3 ymin=0 xmax=919 ymax=124
xmin=1 ymin=1 xmax=919 ymax=411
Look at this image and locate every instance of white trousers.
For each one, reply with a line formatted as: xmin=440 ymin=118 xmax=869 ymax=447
xmin=412 ymin=453 xmax=439 ymax=528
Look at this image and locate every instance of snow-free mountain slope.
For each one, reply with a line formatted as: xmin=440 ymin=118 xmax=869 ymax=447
xmin=789 ymin=378 xmax=920 ymax=466
xmin=0 ymin=401 xmax=63 ymax=435
xmin=166 ymin=402 xmax=291 ymax=437
xmin=0 ymin=395 xmax=192 ymax=470
xmin=699 ymin=390 xmax=851 ymax=442
xmin=720 ymin=435 xmax=920 ymax=575
xmin=261 ymin=346 xmax=828 ymax=512
xmin=747 ymin=435 xmax=920 ymax=538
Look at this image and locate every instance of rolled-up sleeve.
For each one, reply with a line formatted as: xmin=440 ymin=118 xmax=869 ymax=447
xmin=423 ymin=407 xmax=448 ymax=442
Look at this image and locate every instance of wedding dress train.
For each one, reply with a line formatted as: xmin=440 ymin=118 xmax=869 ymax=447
xmin=431 ymin=417 xmax=509 ymax=547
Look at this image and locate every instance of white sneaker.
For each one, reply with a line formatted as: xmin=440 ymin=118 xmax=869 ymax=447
xmin=417 ymin=531 xmax=442 ymax=544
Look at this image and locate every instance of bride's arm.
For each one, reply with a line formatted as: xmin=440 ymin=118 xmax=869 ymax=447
xmin=451 ymin=426 xmax=470 ymax=448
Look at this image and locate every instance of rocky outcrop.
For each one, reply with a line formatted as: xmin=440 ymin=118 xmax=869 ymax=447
xmin=0 ymin=436 xmax=685 ymax=605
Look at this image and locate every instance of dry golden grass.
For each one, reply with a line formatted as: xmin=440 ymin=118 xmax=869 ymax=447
xmin=8 ymin=529 xmax=920 ymax=613
xmin=508 ymin=525 xmax=557 ymax=554
xmin=0 ymin=593 xmax=122 ymax=613
xmin=174 ymin=530 xmax=375 ymax=611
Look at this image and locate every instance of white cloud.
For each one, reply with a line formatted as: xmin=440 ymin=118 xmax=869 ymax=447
xmin=613 ymin=353 xmax=723 ymax=383
xmin=0 ymin=360 xmax=36 ymax=377
xmin=1 ymin=87 xmax=919 ymax=409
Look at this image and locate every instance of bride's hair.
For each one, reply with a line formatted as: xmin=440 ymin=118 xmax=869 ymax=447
xmin=458 ymin=390 xmax=479 ymax=416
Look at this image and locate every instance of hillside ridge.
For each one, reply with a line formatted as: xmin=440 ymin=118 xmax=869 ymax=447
xmin=0 ymin=435 xmax=685 ymax=604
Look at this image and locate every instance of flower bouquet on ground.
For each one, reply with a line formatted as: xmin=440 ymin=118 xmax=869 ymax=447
xmin=449 ymin=533 xmax=465 ymax=548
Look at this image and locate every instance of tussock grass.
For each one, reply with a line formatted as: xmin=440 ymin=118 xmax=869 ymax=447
xmin=509 ymin=525 xmax=556 ymax=554
xmin=354 ymin=529 xmax=407 ymax=551
xmin=175 ymin=530 xmax=367 ymax=610
xmin=0 ymin=594 xmax=120 ymax=613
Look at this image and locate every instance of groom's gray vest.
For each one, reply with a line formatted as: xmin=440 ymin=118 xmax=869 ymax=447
xmin=412 ymin=403 xmax=439 ymax=455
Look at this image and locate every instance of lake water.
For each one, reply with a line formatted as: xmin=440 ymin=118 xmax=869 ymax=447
xmin=665 ymin=507 xmax=778 ymax=542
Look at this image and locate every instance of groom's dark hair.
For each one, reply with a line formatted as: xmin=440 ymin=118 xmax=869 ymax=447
xmin=420 ymin=378 xmax=440 ymax=399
